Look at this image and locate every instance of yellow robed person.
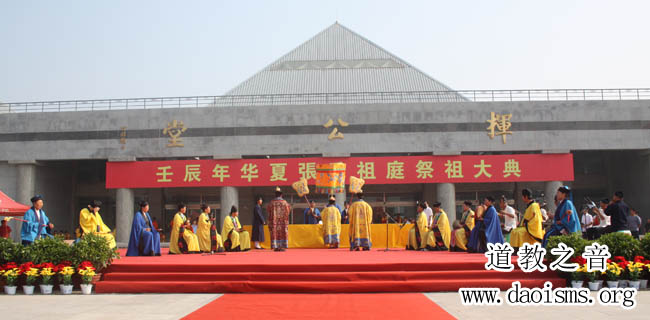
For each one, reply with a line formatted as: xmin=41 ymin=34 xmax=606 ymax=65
xmin=197 ymin=203 xmax=224 ymax=253
xmin=408 ymin=202 xmax=430 ymax=250
xmin=348 ymin=192 xmax=373 ymax=251
xmin=221 ymin=205 xmax=251 ymax=252
xmin=169 ymin=203 xmax=200 ymax=254
xmin=322 ymin=195 xmax=342 ymax=248
xmin=425 ymin=202 xmax=451 ymax=251
xmin=452 ymin=201 xmax=475 ymax=251
xmin=510 ymin=189 xmax=545 ymax=248
xmin=79 ymin=200 xmax=116 ymax=249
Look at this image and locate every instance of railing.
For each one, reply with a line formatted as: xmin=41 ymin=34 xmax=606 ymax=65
xmin=2 ymin=88 xmax=649 ymax=113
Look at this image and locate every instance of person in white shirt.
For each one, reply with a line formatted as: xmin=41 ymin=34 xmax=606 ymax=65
xmin=585 ymin=199 xmax=611 ymax=240
xmin=422 ymin=201 xmax=434 ymax=227
xmin=580 ymin=209 xmax=594 ymax=233
xmin=498 ymin=195 xmax=517 ymax=242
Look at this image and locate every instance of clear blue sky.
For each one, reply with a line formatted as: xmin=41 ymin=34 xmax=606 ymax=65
xmin=1 ymin=0 xmax=649 ymax=102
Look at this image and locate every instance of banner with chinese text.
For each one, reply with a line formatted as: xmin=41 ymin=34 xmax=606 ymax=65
xmin=105 ymin=153 xmax=573 ymax=189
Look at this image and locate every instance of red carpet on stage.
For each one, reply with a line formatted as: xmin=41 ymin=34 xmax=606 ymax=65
xmin=95 ymin=248 xmax=564 ymax=294
xmin=182 ymin=293 xmax=457 ymax=320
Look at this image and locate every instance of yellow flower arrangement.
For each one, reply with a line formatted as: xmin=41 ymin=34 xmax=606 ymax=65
xmin=24 ymin=267 xmax=39 ymax=285
xmin=605 ymin=262 xmax=623 ymax=281
xmin=40 ymin=268 xmax=56 ymax=285
xmin=59 ymin=266 xmax=75 ymax=285
xmin=78 ymin=266 xmax=96 ymax=284
xmin=627 ymin=262 xmax=645 ymax=281
xmin=2 ymin=268 xmax=21 ymax=286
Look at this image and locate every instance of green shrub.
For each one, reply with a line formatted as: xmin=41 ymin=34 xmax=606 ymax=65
xmin=545 ymin=233 xmax=591 ymax=260
xmin=72 ymin=233 xmax=119 ymax=271
xmin=596 ymin=232 xmax=641 ymax=260
xmin=0 ymin=237 xmax=21 ymax=265
xmin=27 ymin=235 xmax=74 ymax=264
xmin=640 ymin=236 xmax=650 ymax=258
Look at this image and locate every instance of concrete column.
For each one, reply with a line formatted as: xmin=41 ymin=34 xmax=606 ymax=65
xmin=513 ymin=182 xmax=525 ymax=213
xmin=436 ymin=183 xmax=456 ymax=220
xmin=335 ymin=191 xmax=346 ymax=211
xmin=544 ymin=181 xmax=563 ymax=215
xmin=12 ymin=162 xmax=36 ymax=242
xmin=15 ymin=163 xmax=36 ymax=205
xmin=220 ymin=186 xmax=239 ymax=230
xmin=116 ymin=188 xmax=134 ymax=244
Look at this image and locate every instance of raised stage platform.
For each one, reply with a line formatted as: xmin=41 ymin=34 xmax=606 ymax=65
xmin=95 ymin=248 xmax=564 ymax=294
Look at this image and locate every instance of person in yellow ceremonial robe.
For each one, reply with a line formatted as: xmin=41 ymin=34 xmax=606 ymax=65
xmin=197 ymin=204 xmax=224 ymax=253
xmin=79 ymin=200 xmax=116 ymax=249
xmin=451 ymin=201 xmax=475 ymax=252
xmin=425 ymin=202 xmax=451 ymax=251
xmin=321 ymin=195 xmax=342 ymax=248
xmin=349 ymin=192 xmax=373 ymax=251
xmin=169 ymin=203 xmax=200 ymax=254
xmin=407 ymin=202 xmax=429 ymax=250
xmin=222 ymin=205 xmax=251 ymax=252
xmin=510 ymin=188 xmax=545 ymax=249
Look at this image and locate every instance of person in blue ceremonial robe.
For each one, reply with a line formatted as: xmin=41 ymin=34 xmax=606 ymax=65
xmin=467 ymin=196 xmax=504 ymax=253
xmin=303 ymin=200 xmax=321 ymax=224
xmin=542 ymin=186 xmax=581 ymax=247
xmin=126 ymin=201 xmax=161 ymax=256
xmin=21 ymin=195 xmax=54 ymax=245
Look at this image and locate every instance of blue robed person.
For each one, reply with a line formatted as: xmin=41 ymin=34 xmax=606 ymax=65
xmin=542 ymin=186 xmax=581 ymax=247
xmin=303 ymin=200 xmax=321 ymax=224
xmin=21 ymin=195 xmax=54 ymax=245
xmin=126 ymin=201 xmax=161 ymax=256
xmin=252 ymin=196 xmax=266 ymax=250
xmin=467 ymin=196 xmax=504 ymax=253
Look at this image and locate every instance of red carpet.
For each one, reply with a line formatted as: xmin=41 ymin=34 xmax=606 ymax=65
xmin=95 ymin=248 xmax=564 ymax=293
xmin=182 ymin=293 xmax=457 ymax=320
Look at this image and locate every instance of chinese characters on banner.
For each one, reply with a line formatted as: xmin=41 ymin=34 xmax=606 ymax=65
xmin=106 ymin=154 xmax=573 ymax=189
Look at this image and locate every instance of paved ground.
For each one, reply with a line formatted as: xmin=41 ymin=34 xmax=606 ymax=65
xmin=0 ymin=291 xmax=648 ymax=319
xmin=0 ymin=293 xmax=221 ymax=320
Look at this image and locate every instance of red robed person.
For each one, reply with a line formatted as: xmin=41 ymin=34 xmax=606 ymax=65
xmin=267 ymin=187 xmax=291 ymax=252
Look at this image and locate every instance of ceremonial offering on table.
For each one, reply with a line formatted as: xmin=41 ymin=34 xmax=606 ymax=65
xmin=349 ymin=176 xmax=365 ymax=194
xmin=315 ymin=163 xmax=346 ymax=194
xmin=291 ymin=178 xmax=310 ymax=197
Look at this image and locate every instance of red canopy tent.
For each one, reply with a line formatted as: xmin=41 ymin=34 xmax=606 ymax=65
xmin=0 ymin=190 xmax=30 ymax=217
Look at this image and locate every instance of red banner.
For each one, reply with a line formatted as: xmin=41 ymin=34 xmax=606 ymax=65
xmin=105 ymin=154 xmax=573 ymax=189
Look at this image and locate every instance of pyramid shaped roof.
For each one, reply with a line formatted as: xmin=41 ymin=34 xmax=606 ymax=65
xmin=223 ymin=23 xmax=465 ymax=104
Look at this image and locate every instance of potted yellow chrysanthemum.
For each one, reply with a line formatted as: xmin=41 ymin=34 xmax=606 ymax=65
xmin=39 ymin=263 xmax=56 ymax=294
xmin=627 ymin=262 xmax=644 ymax=290
xmin=59 ymin=266 xmax=75 ymax=294
xmin=22 ymin=266 xmax=39 ymax=295
xmin=2 ymin=267 xmax=20 ymax=295
xmin=77 ymin=265 xmax=96 ymax=295
xmin=605 ymin=262 xmax=622 ymax=288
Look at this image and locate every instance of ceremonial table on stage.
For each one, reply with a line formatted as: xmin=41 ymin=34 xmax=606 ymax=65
xmin=243 ymin=224 xmax=411 ymax=249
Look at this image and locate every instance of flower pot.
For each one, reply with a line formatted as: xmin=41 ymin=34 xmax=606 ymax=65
xmin=571 ymin=280 xmax=583 ymax=288
xmin=80 ymin=284 xmax=93 ymax=295
xmin=628 ymin=281 xmax=641 ymax=290
xmin=639 ymin=279 xmax=648 ymax=289
xmin=619 ymin=280 xmax=628 ymax=288
xmin=39 ymin=284 xmax=53 ymax=294
xmin=60 ymin=284 xmax=73 ymax=295
xmin=595 ymin=280 xmax=604 ymax=290
xmin=607 ymin=280 xmax=619 ymax=288
xmin=22 ymin=285 xmax=35 ymax=295
xmin=4 ymin=286 xmax=17 ymax=295
xmin=588 ymin=282 xmax=600 ymax=291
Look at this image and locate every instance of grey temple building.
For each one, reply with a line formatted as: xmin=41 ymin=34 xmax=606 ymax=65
xmin=1 ymin=23 xmax=649 ymax=244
